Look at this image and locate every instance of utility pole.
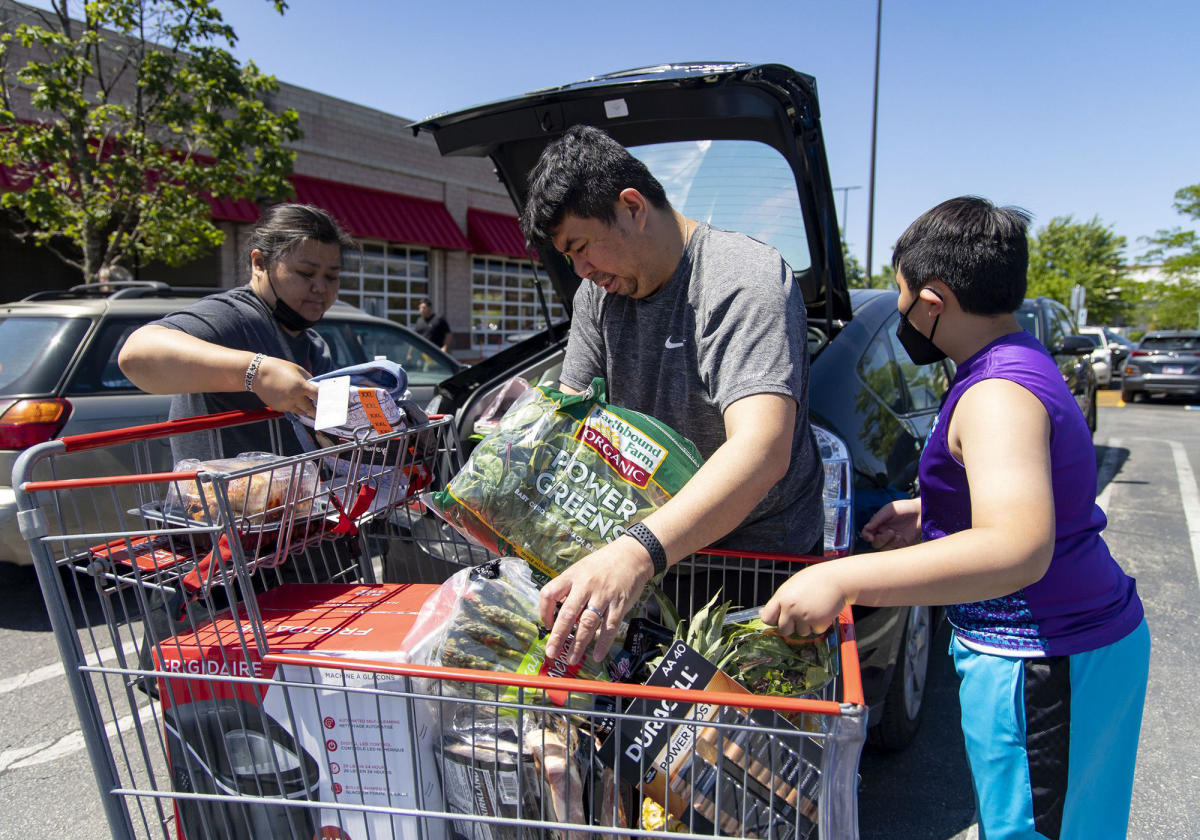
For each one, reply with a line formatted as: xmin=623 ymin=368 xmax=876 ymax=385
xmin=865 ymin=0 xmax=882 ymax=282
xmin=834 ymin=185 xmax=861 ymax=245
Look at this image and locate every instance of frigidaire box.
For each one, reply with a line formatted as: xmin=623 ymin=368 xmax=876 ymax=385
xmin=155 ymin=582 xmax=445 ymax=840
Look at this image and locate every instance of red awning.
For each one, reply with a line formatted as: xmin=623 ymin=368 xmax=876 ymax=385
xmin=467 ymin=208 xmax=531 ymax=260
xmin=291 ymin=174 xmax=471 ymax=250
xmin=208 ymin=195 xmax=260 ymax=223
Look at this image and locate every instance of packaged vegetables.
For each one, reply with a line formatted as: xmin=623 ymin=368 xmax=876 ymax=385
xmin=401 ymin=558 xmax=622 ymax=711
xmin=426 ymin=377 xmax=703 ymax=585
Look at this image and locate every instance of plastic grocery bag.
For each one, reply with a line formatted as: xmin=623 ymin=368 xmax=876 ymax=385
xmin=425 ymin=377 xmax=704 ymax=585
xmin=162 ymin=452 xmax=319 ymax=528
xmin=401 ymin=558 xmax=620 ymax=711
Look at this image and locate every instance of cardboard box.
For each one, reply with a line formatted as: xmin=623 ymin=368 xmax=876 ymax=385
xmin=599 ymin=639 xmax=824 ymax=839
xmin=155 ymin=583 xmax=445 ymax=840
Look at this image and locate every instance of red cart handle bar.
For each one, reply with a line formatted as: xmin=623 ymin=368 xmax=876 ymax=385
xmin=58 ymin=408 xmax=281 ymax=453
xmin=55 ymin=407 xmax=448 ymax=453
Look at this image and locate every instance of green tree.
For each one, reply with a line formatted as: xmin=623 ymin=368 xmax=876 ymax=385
xmin=0 ymin=0 xmax=300 ymax=281
xmin=1026 ymin=215 xmax=1127 ymax=325
xmin=842 ymin=240 xmax=866 ymax=287
xmin=1140 ymin=184 xmax=1200 ymax=330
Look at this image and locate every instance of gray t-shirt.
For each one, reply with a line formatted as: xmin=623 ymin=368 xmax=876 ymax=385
xmin=560 ymin=223 xmax=824 ymax=555
xmin=152 ymin=286 xmax=333 ymax=463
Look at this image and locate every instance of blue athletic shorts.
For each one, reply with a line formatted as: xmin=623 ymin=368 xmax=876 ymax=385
xmin=951 ymin=619 xmax=1150 ymax=840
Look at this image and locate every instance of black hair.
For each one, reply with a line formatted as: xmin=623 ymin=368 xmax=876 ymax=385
xmin=418 ymin=297 xmax=433 ymax=307
xmin=891 ymin=196 xmax=1032 ymax=315
xmin=247 ymin=203 xmax=357 ymax=270
xmin=519 ymin=125 xmax=670 ymax=250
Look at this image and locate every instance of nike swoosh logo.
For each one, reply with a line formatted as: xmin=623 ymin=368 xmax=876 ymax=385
xmin=665 ymin=337 xmax=685 ymax=349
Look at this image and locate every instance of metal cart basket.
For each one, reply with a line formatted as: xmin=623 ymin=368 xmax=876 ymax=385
xmin=14 ymin=408 xmax=866 ymax=839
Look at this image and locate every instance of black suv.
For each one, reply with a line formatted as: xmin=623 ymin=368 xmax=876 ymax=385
xmin=1016 ymin=296 xmax=1098 ymax=433
xmin=412 ymin=62 xmax=953 ymax=749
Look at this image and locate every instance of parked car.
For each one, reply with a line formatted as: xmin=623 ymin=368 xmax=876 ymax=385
xmin=1015 ymin=297 xmax=1098 ymax=433
xmin=412 ymin=62 xmax=952 ymax=749
xmin=0 ymin=281 xmax=462 ymax=566
xmin=1120 ymin=330 xmax=1200 ymax=403
xmin=1079 ymin=325 xmax=1134 ymax=388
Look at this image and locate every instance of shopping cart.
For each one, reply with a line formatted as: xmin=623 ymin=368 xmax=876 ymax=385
xmin=14 ymin=408 xmax=866 ymax=839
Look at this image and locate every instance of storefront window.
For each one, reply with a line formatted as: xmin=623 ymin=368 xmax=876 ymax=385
xmin=338 ymin=242 xmax=430 ymax=322
xmin=470 ymin=257 xmax=566 ymax=357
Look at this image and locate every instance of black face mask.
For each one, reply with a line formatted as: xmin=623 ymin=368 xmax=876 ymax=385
xmin=896 ymin=292 xmax=946 ymax=365
xmin=266 ymin=269 xmax=317 ymax=331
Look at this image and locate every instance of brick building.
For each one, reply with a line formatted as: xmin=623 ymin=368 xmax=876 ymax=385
xmin=0 ymin=0 xmax=564 ymax=361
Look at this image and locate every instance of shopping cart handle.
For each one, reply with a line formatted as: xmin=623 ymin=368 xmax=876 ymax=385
xmin=58 ymin=409 xmax=281 ymax=453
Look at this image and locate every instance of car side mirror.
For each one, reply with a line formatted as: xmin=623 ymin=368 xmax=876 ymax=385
xmin=1057 ymin=335 xmax=1096 ymax=356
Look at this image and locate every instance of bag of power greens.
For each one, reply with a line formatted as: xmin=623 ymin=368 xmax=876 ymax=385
xmin=426 ymin=377 xmax=703 ymax=585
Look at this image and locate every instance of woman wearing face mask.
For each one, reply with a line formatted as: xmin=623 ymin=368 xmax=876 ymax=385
xmin=119 ymin=203 xmax=357 ymax=461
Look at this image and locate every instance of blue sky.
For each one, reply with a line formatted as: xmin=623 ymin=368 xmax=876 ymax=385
xmin=29 ymin=0 xmax=1200 ymax=272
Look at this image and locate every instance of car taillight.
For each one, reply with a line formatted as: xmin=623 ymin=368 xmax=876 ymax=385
xmin=1129 ymin=350 xmax=1148 ymax=357
xmin=813 ymin=423 xmax=853 ymax=557
xmin=0 ymin=398 xmax=73 ymax=450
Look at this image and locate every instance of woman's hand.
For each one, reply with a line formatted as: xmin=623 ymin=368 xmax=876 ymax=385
xmin=250 ymin=356 xmax=320 ymax=418
xmin=537 ymin=536 xmax=653 ymax=665
xmin=860 ymin=497 xmax=922 ymax=550
xmin=761 ymin=561 xmax=849 ymax=637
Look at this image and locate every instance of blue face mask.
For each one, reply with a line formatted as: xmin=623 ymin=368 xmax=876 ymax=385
xmin=896 ymin=291 xmax=946 ymax=365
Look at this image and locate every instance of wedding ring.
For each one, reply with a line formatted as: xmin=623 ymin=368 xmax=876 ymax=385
xmin=585 ymin=606 xmax=605 ymax=618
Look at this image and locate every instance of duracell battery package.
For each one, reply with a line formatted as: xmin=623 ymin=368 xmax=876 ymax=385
xmin=599 ymin=639 xmax=824 ymax=840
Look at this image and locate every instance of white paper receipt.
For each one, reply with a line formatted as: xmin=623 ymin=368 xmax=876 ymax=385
xmin=314 ymin=375 xmax=351 ymax=431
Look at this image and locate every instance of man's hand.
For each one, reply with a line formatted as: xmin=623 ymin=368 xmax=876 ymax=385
xmin=761 ymin=561 xmax=849 ymax=638
xmin=860 ymin=498 xmax=922 ymax=550
xmin=537 ymin=535 xmax=653 ymax=665
xmin=250 ymin=356 xmax=320 ymax=418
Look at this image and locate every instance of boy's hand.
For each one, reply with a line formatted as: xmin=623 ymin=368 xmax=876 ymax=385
xmin=761 ymin=562 xmax=848 ymax=638
xmin=861 ymin=498 xmax=922 ymax=550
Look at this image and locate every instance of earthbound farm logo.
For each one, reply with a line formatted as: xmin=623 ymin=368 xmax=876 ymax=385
xmin=577 ymin=408 xmax=667 ymax=489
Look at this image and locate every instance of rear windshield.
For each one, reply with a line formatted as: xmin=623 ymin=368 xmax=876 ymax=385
xmin=0 ymin=316 xmax=91 ymax=395
xmin=629 ymin=140 xmax=813 ymax=274
xmin=1140 ymin=334 xmax=1200 ymax=352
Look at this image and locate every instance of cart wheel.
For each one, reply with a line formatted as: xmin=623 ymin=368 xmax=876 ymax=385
xmin=868 ymin=604 xmax=932 ymax=752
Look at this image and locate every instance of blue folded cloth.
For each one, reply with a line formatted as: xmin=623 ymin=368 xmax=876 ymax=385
xmin=309 ymin=359 xmax=408 ymax=401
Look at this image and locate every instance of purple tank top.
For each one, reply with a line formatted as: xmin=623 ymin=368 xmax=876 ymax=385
xmin=920 ymin=330 xmax=1143 ymax=656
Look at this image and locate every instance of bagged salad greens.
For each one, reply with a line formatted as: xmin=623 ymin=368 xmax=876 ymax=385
xmin=426 ymin=377 xmax=704 ymax=585
xmin=400 ymin=558 xmax=624 ymax=711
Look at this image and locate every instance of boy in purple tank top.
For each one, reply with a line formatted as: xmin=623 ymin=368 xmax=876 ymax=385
xmin=762 ymin=197 xmax=1148 ymax=840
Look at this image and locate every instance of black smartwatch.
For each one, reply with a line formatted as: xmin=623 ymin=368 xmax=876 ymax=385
xmin=626 ymin=522 xmax=668 ymax=577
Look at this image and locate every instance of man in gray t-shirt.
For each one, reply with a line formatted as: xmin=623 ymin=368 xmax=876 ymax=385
xmin=561 ymin=222 xmax=822 ymax=556
xmin=520 ymin=126 xmax=824 ymax=665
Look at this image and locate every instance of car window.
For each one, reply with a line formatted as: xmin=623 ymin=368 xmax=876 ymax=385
xmin=66 ymin=317 xmax=155 ymax=394
xmin=1043 ymin=304 xmax=1068 ymax=351
xmin=1140 ymin=335 xmax=1200 ymax=352
xmin=318 ymin=320 xmax=458 ymax=386
xmin=351 ymin=322 xmax=457 ymax=384
xmin=857 ymin=325 xmax=904 ymax=414
xmin=1105 ymin=329 xmax=1134 ymax=347
xmin=630 ymin=140 xmax=812 ymax=274
xmin=1015 ymin=307 xmax=1039 ymax=341
xmin=0 ymin=316 xmax=92 ymax=395
xmin=1079 ymin=333 xmax=1103 ymax=348
xmin=885 ymin=312 xmax=950 ymax=412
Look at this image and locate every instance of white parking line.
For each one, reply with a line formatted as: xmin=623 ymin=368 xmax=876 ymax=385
xmin=1096 ymin=437 xmax=1123 ymax=515
xmin=1166 ymin=440 xmax=1200 ymax=591
xmin=0 ymin=639 xmax=139 ymax=697
xmin=0 ymin=700 xmax=158 ymax=773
